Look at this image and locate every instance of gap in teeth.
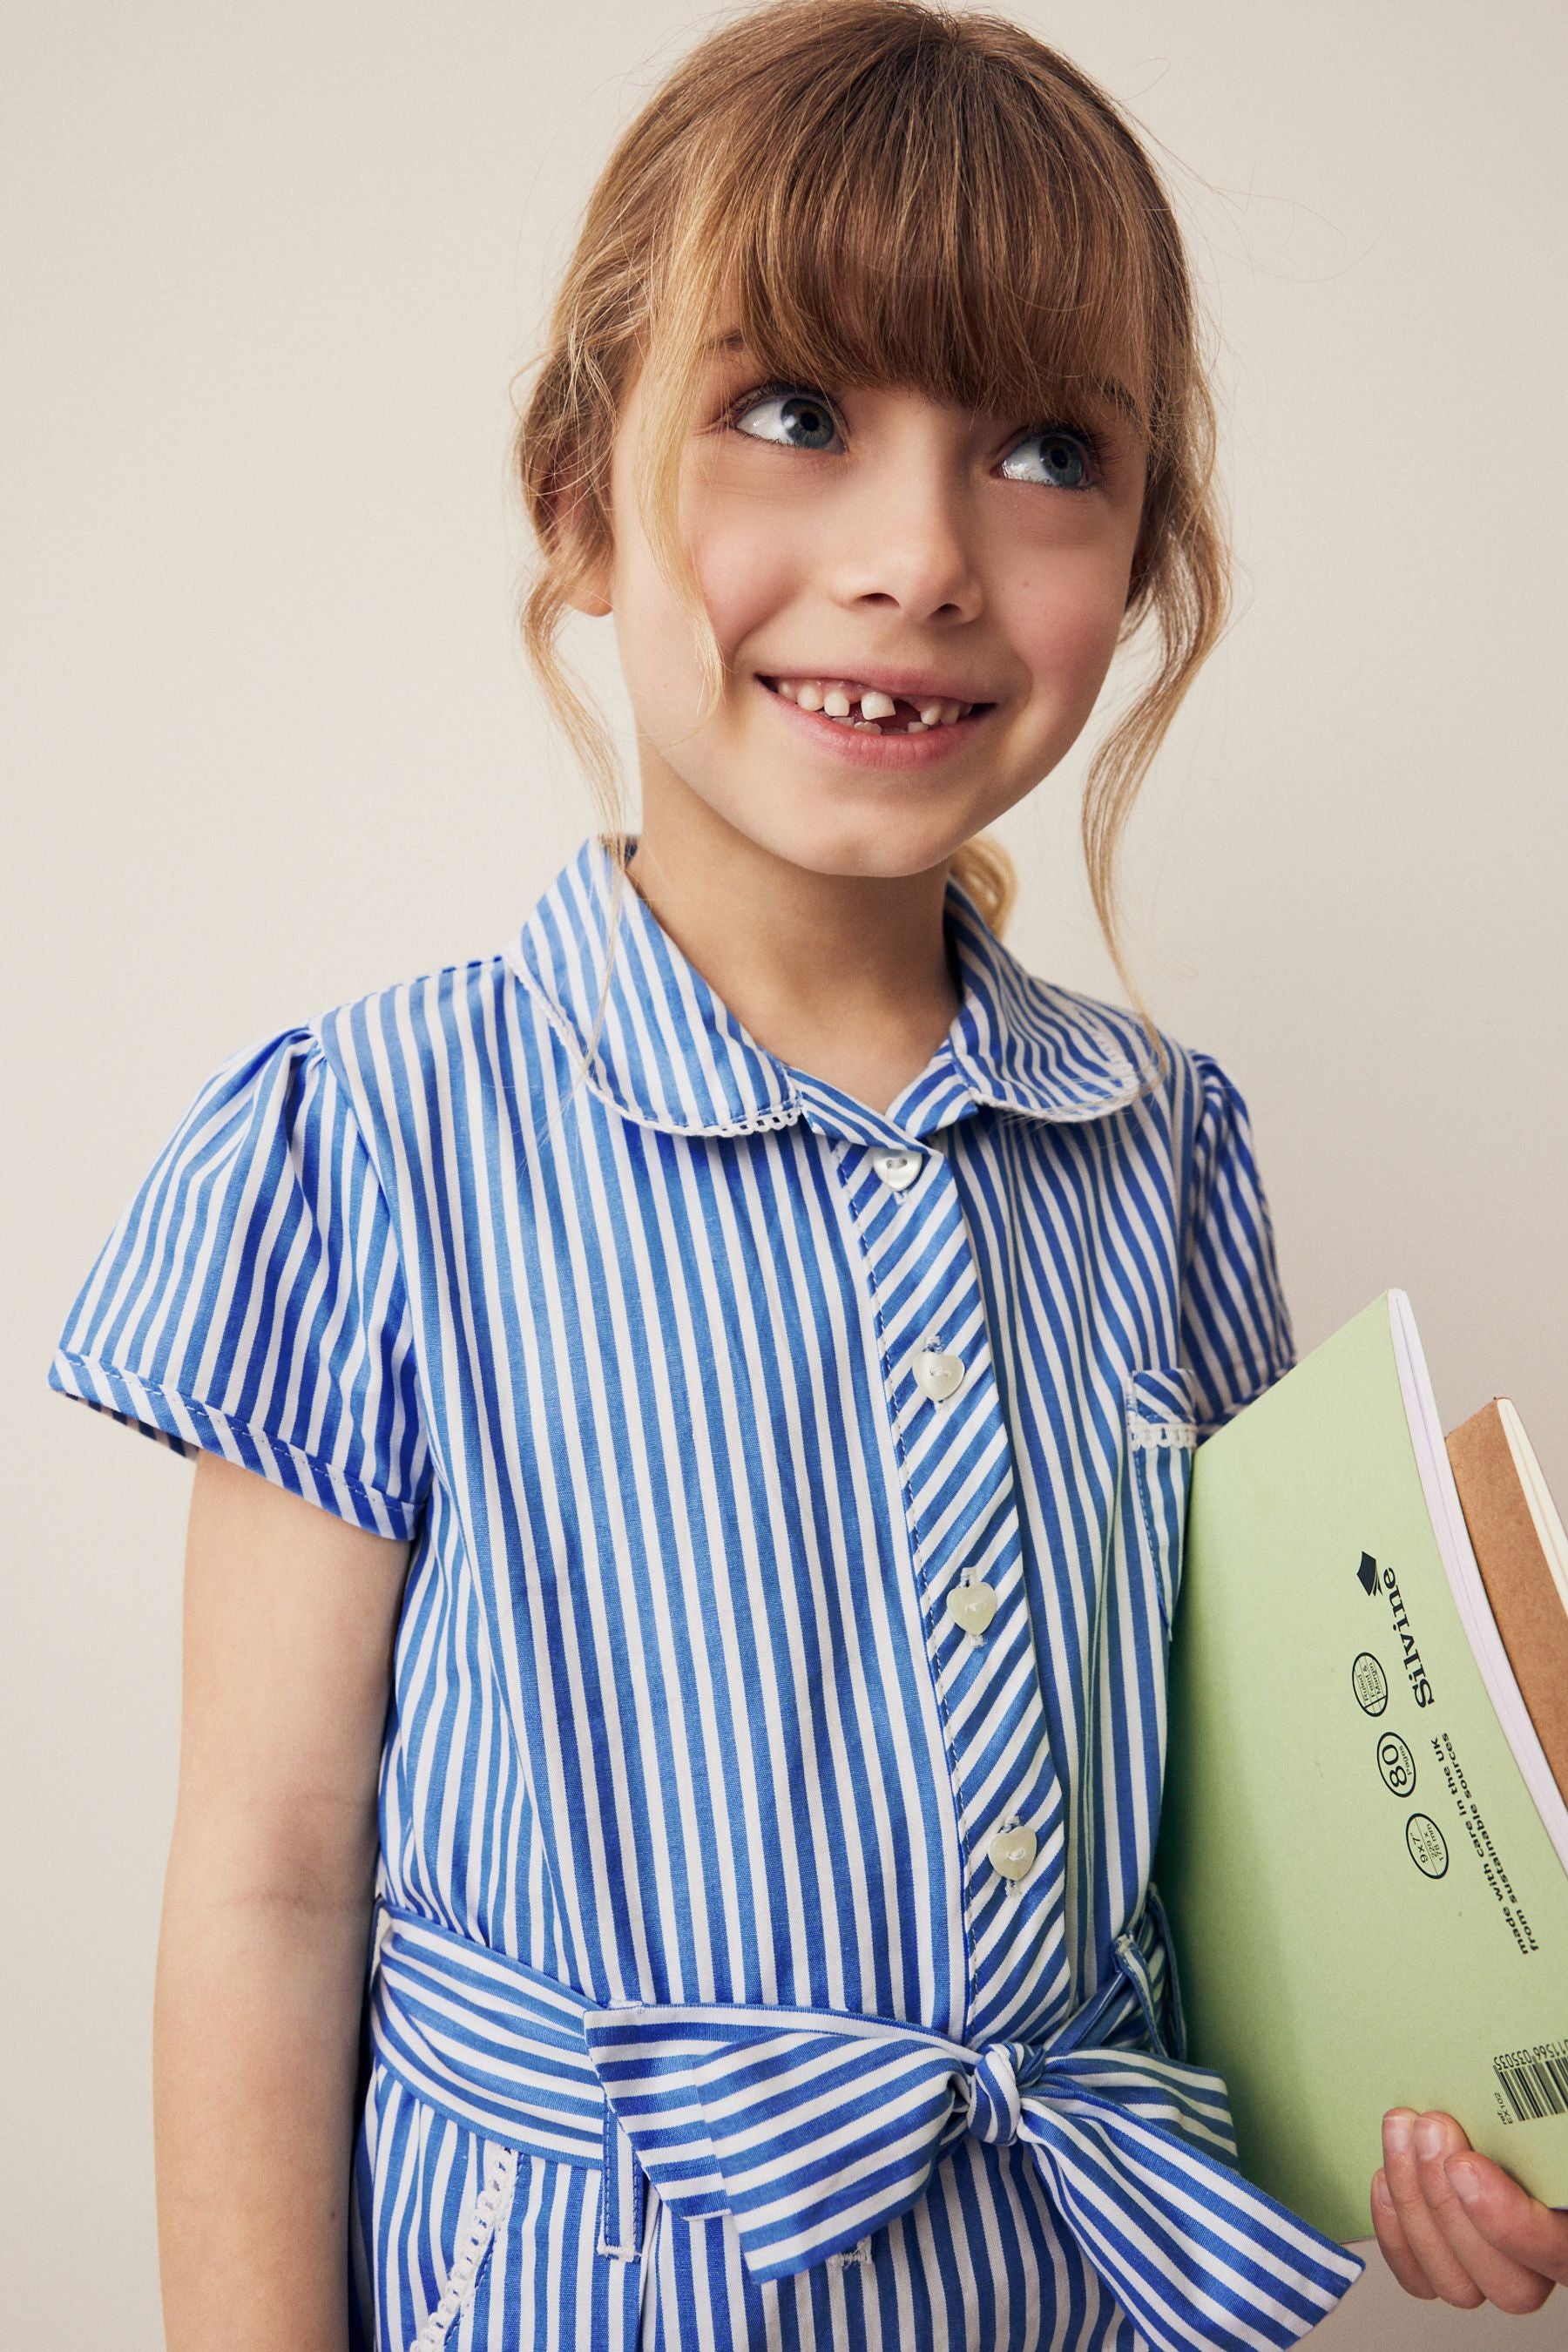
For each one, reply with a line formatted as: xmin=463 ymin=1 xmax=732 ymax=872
xmin=770 ymin=678 xmax=972 ymax=729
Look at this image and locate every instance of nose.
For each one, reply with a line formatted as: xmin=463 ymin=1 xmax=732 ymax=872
xmin=831 ymin=439 xmax=983 ymax=625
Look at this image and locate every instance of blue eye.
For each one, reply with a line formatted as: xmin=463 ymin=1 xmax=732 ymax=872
xmin=1000 ymin=427 xmax=1101 ymax=490
xmin=728 ymin=382 xmax=842 ymax=452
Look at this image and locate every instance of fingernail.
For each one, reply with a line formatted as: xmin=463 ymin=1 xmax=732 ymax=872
xmin=1415 ymin=2114 xmax=1444 ymax=2159
xmin=1447 ymin=2159 xmax=1482 ymax=2204
xmin=1383 ymin=2111 xmax=1413 ymax=2154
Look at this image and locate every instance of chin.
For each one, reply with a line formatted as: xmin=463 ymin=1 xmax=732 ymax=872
xmin=747 ymin=801 xmax=981 ymax=883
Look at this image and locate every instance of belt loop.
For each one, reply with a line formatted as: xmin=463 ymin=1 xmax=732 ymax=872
xmin=597 ymin=2094 xmax=646 ymax=2260
xmin=598 ymin=2100 xmax=647 ymax=2352
xmin=1111 ymin=1922 xmax=1165 ymax=2060
xmin=1140 ymin=1881 xmax=1188 ymax=2063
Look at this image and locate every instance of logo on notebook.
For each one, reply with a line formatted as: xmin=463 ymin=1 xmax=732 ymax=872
xmin=1379 ymin=1563 xmax=1435 ymax=1708
xmin=1376 ymin=1732 xmax=1417 ymax=1797
xmin=1356 ymin=1551 xmax=1380 ymax=1597
xmin=1351 ymin=1652 xmax=1389 ymax=1716
xmin=1405 ymin=1813 xmax=1450 ymax=1879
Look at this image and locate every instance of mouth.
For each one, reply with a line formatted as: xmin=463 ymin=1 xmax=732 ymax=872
xmin=757 ymin=674 xmax=995 ymax=736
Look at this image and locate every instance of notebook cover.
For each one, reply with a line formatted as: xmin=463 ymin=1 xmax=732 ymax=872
xmin=1446 ymin=1402 xmax=1568 ymax=1808
xmin=1154 ymin=1291 xmax=1568 ymax=2242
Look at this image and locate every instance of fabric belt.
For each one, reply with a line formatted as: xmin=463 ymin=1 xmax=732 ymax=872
xmin=367 ymin=1893 xmax=1362 ymax=2352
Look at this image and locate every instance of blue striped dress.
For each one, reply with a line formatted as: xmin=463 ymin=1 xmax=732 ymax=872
xmin=51 ymin=831 xmax=1364 ymax=2350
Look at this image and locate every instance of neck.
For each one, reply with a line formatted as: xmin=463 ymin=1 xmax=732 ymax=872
xmin=623 ymin=782 xmax=963 ymax=1118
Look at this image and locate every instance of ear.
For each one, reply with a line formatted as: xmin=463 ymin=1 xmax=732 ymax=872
xmin=551 ymin=477 xmax=613 ymax=618
xmin=562 ymin=567 xmax=612 ymax=621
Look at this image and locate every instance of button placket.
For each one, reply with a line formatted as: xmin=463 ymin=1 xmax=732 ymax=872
xmin=835 ymin=1126 xmax=1058 ymax=2017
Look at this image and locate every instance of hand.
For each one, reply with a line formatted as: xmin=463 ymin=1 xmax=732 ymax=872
xmin=1372 ymin=2107 xmax=1568 ymax=2314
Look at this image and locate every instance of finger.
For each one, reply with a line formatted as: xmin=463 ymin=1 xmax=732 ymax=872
xmin=1381 ymin=2110 xmax=1484 ymax=2308
xmin=1370 ymin=2166 xmax=1438 ymax=2301
xmin=1446 ymin=2147 xmax=1568 ymax=2298
xmin=1411 ymin=2115 xmax=1554 ymax=2316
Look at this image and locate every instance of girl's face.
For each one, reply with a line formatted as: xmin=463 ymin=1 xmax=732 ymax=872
xmin=575 ymin=334 xmax=1149 ymax=882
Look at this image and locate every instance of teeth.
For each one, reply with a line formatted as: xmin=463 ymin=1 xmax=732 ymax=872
xmin=767 ymin=677 xmax=977 ymax=730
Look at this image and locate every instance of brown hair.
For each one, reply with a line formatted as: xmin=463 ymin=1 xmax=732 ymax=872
xmin=511 ymin=0 xmax=1232 ymax=1092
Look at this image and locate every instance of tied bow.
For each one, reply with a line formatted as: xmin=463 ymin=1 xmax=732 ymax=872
xmin=583 ymin=1966 xmax=1363 ymax=2352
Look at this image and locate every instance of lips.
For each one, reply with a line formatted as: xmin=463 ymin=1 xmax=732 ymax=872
xmin=760 ymin=675 xmax=990 ymax=734
xmin=755 ymin=672 xmax=993 ymax=767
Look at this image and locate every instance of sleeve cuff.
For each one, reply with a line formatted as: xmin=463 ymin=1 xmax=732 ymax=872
xmin=49 ymin=1350 xmax=423 ymax=1541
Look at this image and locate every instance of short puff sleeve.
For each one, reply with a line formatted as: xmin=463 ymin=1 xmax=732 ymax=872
xmin=1179 ymin=1048 xmax=1297 ymax=1441
xmin=49 ymin=1026 xmax=429 ymax=1539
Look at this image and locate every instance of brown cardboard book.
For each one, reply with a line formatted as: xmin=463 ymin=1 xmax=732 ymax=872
xmin=1446 ymin=1400 xmax=1568 ymax=1810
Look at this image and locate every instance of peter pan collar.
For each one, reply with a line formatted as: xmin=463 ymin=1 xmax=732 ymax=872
xmin=504 ymin=832 xmax=1158 ymax=1145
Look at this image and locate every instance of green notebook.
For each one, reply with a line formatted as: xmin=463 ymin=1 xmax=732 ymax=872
xmin=1154 ymin=1288 xmax=1568 ymax=2244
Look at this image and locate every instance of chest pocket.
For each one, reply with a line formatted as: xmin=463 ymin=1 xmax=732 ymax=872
xmin=1117 ymin=1363 xmax=1199 ymax=1646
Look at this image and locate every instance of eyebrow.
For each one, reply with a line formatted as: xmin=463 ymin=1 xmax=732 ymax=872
xmin=1082 ymin=379 xmax=1146 ymax=431
xmin=701 ymin=332 xmax=1145 ymax=434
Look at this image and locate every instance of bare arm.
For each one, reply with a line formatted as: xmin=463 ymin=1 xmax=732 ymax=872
xmin=155 ymin=1452 xmax=412 ymax=2352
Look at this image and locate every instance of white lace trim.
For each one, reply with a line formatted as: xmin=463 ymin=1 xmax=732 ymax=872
xmin=411 ymin=2144 xmax=518 ymax=2349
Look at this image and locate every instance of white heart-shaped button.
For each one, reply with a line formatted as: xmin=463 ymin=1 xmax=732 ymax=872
xmin=946 ymin=1579 xmax=997 ymax=1637
xmin=986 ymin=1821 xmax=1037 ymax=1881
xmin=873 ymin=1148 xmax=922 ymax=1192
xmin=913 ymin=1348 xmax=964 ymax=1402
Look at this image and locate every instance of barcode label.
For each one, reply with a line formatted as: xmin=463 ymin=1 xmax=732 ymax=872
xmin=1493 ymin=2042 xmax=1568 ymax=2123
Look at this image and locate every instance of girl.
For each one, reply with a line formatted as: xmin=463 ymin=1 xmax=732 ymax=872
xmin=49 ymin=3 xmax=1565 ymax=2345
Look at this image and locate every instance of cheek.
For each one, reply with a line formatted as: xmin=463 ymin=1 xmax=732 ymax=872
xmin=616 ymin=568 xmax=695 ymax=687
xmin=1007 ymin=556 xmax=1130 ymax=708
xmin=686 ymin=517 xmax=794 ymax=658
xmin=612 ymin=513 xmax=788 ymax=716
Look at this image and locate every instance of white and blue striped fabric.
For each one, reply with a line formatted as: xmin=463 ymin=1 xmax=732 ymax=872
xmin=51 ymin=831 xmax=1364 ymax=2349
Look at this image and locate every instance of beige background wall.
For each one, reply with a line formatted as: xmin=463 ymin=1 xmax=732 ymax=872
xmin=6 ymin=3 xmax=1565 ymax=2342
